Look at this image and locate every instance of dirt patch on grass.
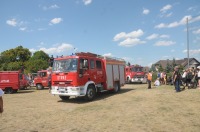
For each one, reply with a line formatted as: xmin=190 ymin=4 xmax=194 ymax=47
xmin=1 ymin=84 xmax=200 ymax=132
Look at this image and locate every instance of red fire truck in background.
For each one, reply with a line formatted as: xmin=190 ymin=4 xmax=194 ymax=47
xmin=34 ymin=69 xmax=51 ymax=90
xmin=51 ymin=52 xmax=126 ymax=101
xmin=0 ymin=71 xmax=29 ymax=94
xmin=125 ymin=65 xmax=147 ymax=84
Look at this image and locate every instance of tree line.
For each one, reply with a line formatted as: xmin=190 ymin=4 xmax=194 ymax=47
xmin=0 ymin=46 xmax=50 ymax=73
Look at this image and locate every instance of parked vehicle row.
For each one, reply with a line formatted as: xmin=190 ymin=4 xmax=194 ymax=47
xmin=0 ymin=52 xmax=147 ymax=102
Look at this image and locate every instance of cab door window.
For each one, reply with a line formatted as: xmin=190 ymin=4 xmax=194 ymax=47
xmin=90 ymin=60 xmax=95 ymax=69
xmin=96 ymin=60 xmax=102 ymax=69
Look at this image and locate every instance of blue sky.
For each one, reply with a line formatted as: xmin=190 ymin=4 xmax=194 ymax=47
xmin=0 ymin=0 xmax=200 ymax=66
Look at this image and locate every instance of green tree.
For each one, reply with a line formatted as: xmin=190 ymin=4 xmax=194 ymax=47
xmin=172 ymin=58 xmax=177 ymax=69
xmin=26 ymin=51 xmax=50 ymax=73
xmin=166 ymin=62 xmax=172 ymax=73
xmin=30 ymin=51 xmax=49 ymax=61
xmin=0 ymin=46 xmax=31 ymax=71
xmin=25 ymin=59 xmax=49 ymax=73
xmin=158 ymin=64 xmax=164 ymax=72
xmin=150 ymin=64 xmax=156 ymax=72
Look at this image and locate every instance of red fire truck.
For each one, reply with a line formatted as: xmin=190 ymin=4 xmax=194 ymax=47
xmin=125 ymin=65 xmax=147 ymax=84
xmin=0 ymin=71 xmax=29 ymax=94
xmin=34 ymin=70 xmax=51 ymax=90
xmin=51 ymin=52 xmax=126 ymax=101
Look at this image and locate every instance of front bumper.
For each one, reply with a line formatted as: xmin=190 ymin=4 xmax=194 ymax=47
xmin=131 ymin=78 xmax=146 ymax=83
xmin=51 ymin=86 xmax=85 ymax=96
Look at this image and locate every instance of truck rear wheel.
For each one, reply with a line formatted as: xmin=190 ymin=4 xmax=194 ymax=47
xmin=36 ymin=84 xmax=43 ymax=90
xmin=5 ymin=88 xmax=14 ymax=94
xmin=59 ymin=96 xmax=70 ymax=101
xmin=85 ymin=85 xmax=96 ymax=101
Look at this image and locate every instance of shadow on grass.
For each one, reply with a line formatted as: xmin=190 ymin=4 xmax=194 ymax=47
xmin=15 ymin=90 xmax=35 ymax=94
xmin=57 ymin=88 xmax=135 ymax=104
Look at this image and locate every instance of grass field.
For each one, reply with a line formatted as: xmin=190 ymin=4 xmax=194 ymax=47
xmin=0 ymin=84 xmax=200 ymax=132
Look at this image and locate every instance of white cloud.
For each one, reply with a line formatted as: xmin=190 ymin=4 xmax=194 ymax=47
xmin=42 ymin=4 xmax=60 ymax=10
xmin=146 ymin=34 xmax=170 ymax=40
xmin=113 ymin=29 xmax=144 ymax=41
xmin=155 ymin=23 xmax=166 ymax=28
xmin=154 ymin=15 xmax=200 ymax=29
xmin=6 ymin=19 xmax=17 ymax=26
xmin=113 ymin=32 xmax=126 ymax=41
xmin=113 ymin=29 xmax=145 ymax=47
xmin=83 ymin=0 xmax=92 ymax=5
xmin=6 ymin=18 xmax=29 ymax=31
xmin=19 ymin=27 xmax=27 ymax=31
xmin=193 ymin=29 xmax=200 ymax=34
xmin=160 ymin=34 xmax=170 ymax=38
xmin=166 ymin=12 xmax=173 ymax=17
xmin=103 ymin=53 xmax=112 ymax=57
xmin=146 ymin=34 xmax=159 ymax=40
xmin=143 ymin=8 xmax=150 ymax=15
xmin=183 ymin=49 xmax=200 ymax=55
xmin=154 ymin=41 xmax=175 ymax=46
xmin=119 ymin=38 xmax=146 ymax=47
xmin=49 ymin=18 xmax=63 ymax=25
xmin=160 ymin=4 xmax=172 ymax=13
xmin=49 ymin=4 xmax=59 ymax=9
xmin=187 ymin=6 xmax=197 ymax=12
xmin=31 ymin=43 xmax=74 ymax=55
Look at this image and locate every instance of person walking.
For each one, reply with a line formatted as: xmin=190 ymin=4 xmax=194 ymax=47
xmin=173 ymin=66 xmax=181 ymax=92
xmin=147 ymin=71 xmax=153 ymax=89
xmin=0 ymin=88 xmax=4 ymax=113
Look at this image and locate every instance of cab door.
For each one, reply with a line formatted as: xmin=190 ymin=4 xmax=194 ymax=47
xmin=78 ymin=58 xmax=90 ymax=86
xmin=95 ymin=59 xmax=104 ymax=84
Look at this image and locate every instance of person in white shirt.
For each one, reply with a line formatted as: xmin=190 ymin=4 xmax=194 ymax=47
xmin=182 ymin=69 xmax=187 ymax=87
xmin=154 ymin=78 xmax=160 ymax=87
xmin=0 ymin=88 xmax=4 ymax=113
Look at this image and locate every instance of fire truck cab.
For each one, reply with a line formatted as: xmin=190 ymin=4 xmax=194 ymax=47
xmin=125 ymin=65 xmax=147 ymax=84
xmin=51 ymin=52 xmax=126 ymax=101
xmin=34 ymin=70 xmax=51 ymax=90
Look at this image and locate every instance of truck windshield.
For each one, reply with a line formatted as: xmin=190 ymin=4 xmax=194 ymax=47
xmin=53 ymin=58 xmax=78 ymax=72
xmin=132 ymin=67 xmax=143 ymax=72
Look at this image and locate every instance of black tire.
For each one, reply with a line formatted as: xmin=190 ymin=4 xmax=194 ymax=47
xmin=5 ymin=88 xmax=13 ymax=94
xmin=85 ymin=85 xmax=96 ymax=101
xmin=59 ymin=96 xmax=70 ymax=101
xmin=36 ymin=84 xmax=43 ymax=90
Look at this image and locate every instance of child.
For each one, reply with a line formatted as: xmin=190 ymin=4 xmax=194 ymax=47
xmin=154 ymin=78 xmax=160 ymax=87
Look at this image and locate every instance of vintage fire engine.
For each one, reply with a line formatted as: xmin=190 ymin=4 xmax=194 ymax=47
xmin=51 ymin=52 xmax=126 ymax=101
xmin=125 ymin=65 xmax=147 ymax=84
xmin=0 ymin=71 xmax=29 ymax=94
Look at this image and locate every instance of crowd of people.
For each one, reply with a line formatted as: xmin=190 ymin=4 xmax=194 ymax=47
xmin=146 ymin=66 xmax=200 ymax=92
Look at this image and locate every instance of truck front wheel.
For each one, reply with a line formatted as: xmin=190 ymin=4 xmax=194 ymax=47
xmin=85 ymin=85 xmax=96 ymax=101
xmin=59 ymin=96 xmax=70 ymax=101
xmin=36 ymin=84 xmax=43 ymax=90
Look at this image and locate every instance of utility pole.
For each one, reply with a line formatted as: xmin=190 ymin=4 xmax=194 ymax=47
xmin=186 ymin=17 xmax=190 ymax=68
